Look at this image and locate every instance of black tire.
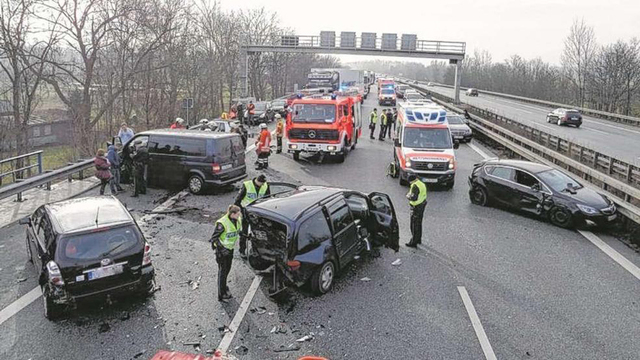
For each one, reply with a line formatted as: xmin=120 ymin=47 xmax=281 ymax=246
xmin=293 ymin=151 xmax=300 ymax=161
xmin=248 ymin=252 xmax=271 ymax=271
xmin=399 ymin=169 xmax=409 ymax=186
xmin=139 ymin=279 xmax=155 ymax=298
xmin=444 ymin=181 xmax=455 ymax=190
xmin=42 ymin=287 xmax=61 ymax=320
xmin=188 ymin=174 xmax=205 ymax=195
xmin=470 ymin=186 xmax=488 ymax=206
xmin=575 ymin=124 xmax=581 ymax=128
xmin=310 ymin=261 xmax=335 ymax=295
xmin=549 ymin=207 xmax=574 ymax=228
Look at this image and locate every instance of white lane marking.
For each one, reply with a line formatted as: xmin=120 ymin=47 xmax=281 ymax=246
xmin=467 ymin=143 xmax=492 ymax=160
xmin=217 ymin=275 xmax=263 ymax=353
xmin=0 ymin=287 xmax=42 ymax=326
xmin=583 ymin=127 xmax=609 ymax=135
xmin=457 ymin=286 xmax=498 ymax=360
xmin=586 ymin=119 xmax=640 ymax=135
xmin=537 ymin=124 xmax=556 ymax=131
xmin=578 ymin=230 xmax=640 ymax=280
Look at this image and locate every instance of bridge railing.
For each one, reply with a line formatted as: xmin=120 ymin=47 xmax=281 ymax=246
xmin=0 ymin=151 xmax=43 ymax=186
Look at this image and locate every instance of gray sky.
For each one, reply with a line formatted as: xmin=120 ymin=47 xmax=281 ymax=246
xmin=220 ymin=0 xmax=639 ymax=65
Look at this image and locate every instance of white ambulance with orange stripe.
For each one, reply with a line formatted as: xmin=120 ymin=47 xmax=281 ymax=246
xmin=392 ymin=100 xmax=460 ymax=189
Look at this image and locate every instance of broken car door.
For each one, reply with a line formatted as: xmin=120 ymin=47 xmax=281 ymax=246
xmin=367 ymin=192 xmax=400 ymax=251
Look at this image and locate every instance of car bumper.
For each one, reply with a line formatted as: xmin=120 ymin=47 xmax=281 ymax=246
xmin=401 ymin=169 xmax=455 ymax=184
xmin=379 ymin=99 xmax=396 ymax=105
xmin=560 ymin=119 xmax=582 ymax=126
xmin=452 ymin=134 xmax=473 ymax=141
xmin=579 ymin=212 xmax=618 ymax=227
xmin=287 ymin=142 xmax=344 ymax=154
xmin=205 ymin=167 xmax=247 ymax=186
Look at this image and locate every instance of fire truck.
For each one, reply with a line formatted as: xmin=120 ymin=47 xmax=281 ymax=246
xmin=286 ymin=93 xmax=362 ymax=163
xmin=392 ymin=100 xmax=460 ymax=189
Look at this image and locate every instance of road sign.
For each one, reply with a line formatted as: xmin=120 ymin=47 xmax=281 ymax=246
xmin=182 ymin=98 xmax=194 ymax=109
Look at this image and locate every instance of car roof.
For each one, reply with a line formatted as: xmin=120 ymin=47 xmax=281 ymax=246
xmin=46 ymin=196 xmax=133 ymax=234
xmin=483 ymin=159 xmax=552 ymax=173
xmin=138 ymin=128 xmax=237 ymax=139
xmin=248 ymin=186 xmax=345 ymax=221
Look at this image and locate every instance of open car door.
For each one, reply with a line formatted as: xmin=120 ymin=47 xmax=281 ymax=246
xmin=367 ymin=192 xmax=399 ymax=251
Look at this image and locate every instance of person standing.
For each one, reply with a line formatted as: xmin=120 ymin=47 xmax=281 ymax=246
xmin=210 ymin=205 xmax=242 ymax=302
xmin=369 ymin=108 xmax=378 ymax=139
xmin=405 ymin=174 xmax=427 ymax=248
xmin=247 ymin=101 xmax=256 ymax=125
xmin=94 ymin=149 xmax=116 ymax=195
xmin=118 ymin=123 xmax=135 ymax=145
xmin=387 ymin=109 xmax=396 ymax=138
xmin=107 ymin=145 xmax=124 ymax=192
xmin=131 ymin=141 xmax=149 ymax=197
xmin=170 ymin=118 xmax=185 ymax=129
xmin=234 ymin=174 xmax=270 ymax=258
xmin=237 ymin=103 xmax=245 ymax=124
xmin=275 ymin=114 xmax=284 ymax=153
xmin=255 ymin=123 xmax=271 ymax=169
xmin=378 ymin=110 xmax=388 ymax=140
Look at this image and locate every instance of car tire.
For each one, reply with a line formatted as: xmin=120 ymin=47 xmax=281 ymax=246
xmin=293 ymin=151 xmax=300 ymax=161
xmin=444 ymin=181 xmax=455 ymax=190
xmin=470 ymin=186 xmax=489 ymax=206
xmin=248 ymin=251 xmax=271 ymax=271
xmin=575 ymin=124 xmax=581 ymax=128
xmin=311 ymin=261 xmax=335 ymax=295
xmin=42 ymin=287 xmax=61 ymax=320
xmin=546 ymin=116 xmax=551 ymax=123
xmin=399 ymin=169 xmax=409 ymax=186
xmin=549 ymin=207 xmax=573 ymax=228
xmin=188 ymin=174 xmax=205 ymax=195
xmin=557 ymin=119 xmax=562 ymax=126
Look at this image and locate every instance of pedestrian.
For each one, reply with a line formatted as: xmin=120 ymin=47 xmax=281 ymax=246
xmin=275 ymin=114 xmax=284 ymax=153
xmin=107 ymin=144 xmax=124 ymax=192
xmin=118 ymin=122 xmax=135 ymax=145
xmin=237 ymin=103 xmax=245 ymax=124
xmin=464 ymin=109 xmax=471 ymax=120
xmin=210 ymin=205 xmax=242 ymax=302
xmin=237 ymin=124 xmax=248 ymax=148
xmin=405 ymin=174 xmax=427 ymax=248
xmin=378 ymin=110 xmax=388 ymax=140
xmin=94 ymin=149 xmax=116 ymax=195
xmin=234 ymin=174 xmax=270 ymax=258
xmin=369 ymin=108 xmax=378 ymax=139
xmin=170 ymin=118 xmax=185 ymax=129
xmin=247 ymin=101 xmax=256 ymax=125
xmin=131 ymin=140 xmax=148 ymax=197
xmin=199 ymin=118 xmax=210 ymax=130
xmin=255 ymin=123 xmax=271 ymax=169
xmin=387 ymin=109 xmax=396 ymax=138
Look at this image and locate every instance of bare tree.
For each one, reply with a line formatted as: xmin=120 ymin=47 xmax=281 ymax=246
xmin=561 ymin=19 xmax=597 ymax=107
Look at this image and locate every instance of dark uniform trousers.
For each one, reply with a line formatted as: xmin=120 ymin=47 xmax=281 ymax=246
xmin=134 ymin=164 xmax=146 ymax=195
xmin=409 ymin=202 xmax=426 ymax=245
xmin=369 ymin=123 xmax=376 ymax=139
xmin=216 ymin=249 xmax=233 ymax=297
xmin=276 ymin=136 xmax=283 ymax=153
xmin=239 ymin=209 xmax=249 ymax=254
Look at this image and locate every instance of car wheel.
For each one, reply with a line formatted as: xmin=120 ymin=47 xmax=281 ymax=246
xmin=311 ymin=261 xmax=335 ymax=295
xmin=399 ymin=169 xmax=409 ymax=186
xmin=293 ymin=151 xmax=300 ymax=161
xmin=248 ymin=250 xmax=271 ymax=271
xmin=557 ymin=119 xmax=562 ymax=126
xmin=470 ymin=186 xmax=489 ymax=206
xmin=351 ymin=134 xmax=358 ymax=150
xmin=549 ymin=207 xmax=573 ymax=228
xmin=188 ymin=174 xmax=205 ymax=195
xmin=444 ymin=181 xmax=455 ymax=190
xmin=42 ymin=287 xmax=61 ymax=320
xmin=26 ymin=237 xmax=33 ymax=263
xmin=575 ymin=124 xmax=581 ymax=128
xmin=546 ymin=116 xmax=551 ymax=123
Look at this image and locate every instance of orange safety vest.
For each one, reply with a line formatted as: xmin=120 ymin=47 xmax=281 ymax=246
xmin=275 ymin=121 xmax=284 ymax=137
xmin=256 ymin=130 xmax=271 ymax=153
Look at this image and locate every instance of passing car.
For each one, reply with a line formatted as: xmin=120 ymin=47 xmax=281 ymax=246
xmin=447 ymin=114 xmax=473 ymax=142
xmin=468 ymin=159 xmax=617 ymax=228
xmin=20 ymin=196 xmax=154 ymax=319
xmin=546 ymin=108 xmax=582 ymax=127
xmin=378 ymin=87 xmax=397 ymax=106
xmin=427 ymin=82 xmax=434 ymax=87
xmin=270 ymin=99 xmax=288 ymax=118
xmin=466 ymin=88 xmax=479 ymax=96
xmin=253 ymin=101 xmax=273 ymax=124
xmin=396 ymin=85 xmax=410 ymax=99
xmin=245 ymin=184 xmax=399 ymax=295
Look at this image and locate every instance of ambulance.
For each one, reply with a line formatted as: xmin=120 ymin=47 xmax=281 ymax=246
xmin=392 ymin=100 xmax=460 ymax=189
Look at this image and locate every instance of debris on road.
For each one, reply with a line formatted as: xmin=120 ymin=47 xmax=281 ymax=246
xmin=183 ymin=341 xmax=201 ymax=347
xmin=270 ymin=325 xmax=287 ymax=334
xmin=235 ymin=345 xmax=248 ymax=355
xmin=296 ymin=335 xmax=313 ymax=342
xmin=273 ymin=344 xmax=301 ymax=353
xmin=133 ymin=350 xmax=146 ymax=358
xmin=218 ymin=325 xmax=231 ymax=333
xmin=250 ymin=306 xmax=267 ymax=314
xmin=120 ymin=312 xmax=131 ymax=321
xmin=360 ymin=277 xmax=371 ymax=282
xmin=98 ymin=322 xmax=110 ymax=333
xmin=391 ymin=259 xmax=402 ymax=266
xmin=15 ymin=277 xmax=27 ymax=283
xmin=189 ymin=280 xmax=199 ymax=290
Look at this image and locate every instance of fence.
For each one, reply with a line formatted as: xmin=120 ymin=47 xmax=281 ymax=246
xmin=0 ymin=151 xmax=43 ymax=186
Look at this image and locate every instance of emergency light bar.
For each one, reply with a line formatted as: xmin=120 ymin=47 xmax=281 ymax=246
xmin=402 ymin=107 xmax=447 ymax=123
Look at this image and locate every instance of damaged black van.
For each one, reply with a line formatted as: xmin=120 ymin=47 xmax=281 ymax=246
xmin=245 ymin=184 xmax=399 ymax=295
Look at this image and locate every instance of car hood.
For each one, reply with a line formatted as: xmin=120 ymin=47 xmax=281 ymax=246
xmin=448 ymin=124 xmax=470 ymax=131
xmin=557 ymin=187 xmax=609 ymax=208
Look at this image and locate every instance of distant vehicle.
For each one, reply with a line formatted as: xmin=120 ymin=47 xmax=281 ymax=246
xmin=252 ymin=101 xmax=272 ymax=125
xmin=468 ymin=159 xmax=617 ymax=228
xmin=466 ymin=88 xmax=479 ymax=96
xmin=20 ymin=196 xmax=155 ymax=319
xmin=270 ymin=99 xmax=288 ymax=118
xmin=246 ymin=184 xmax=399 ymax=295
xmin=546 ymin=108 xmax=582 ymax=128
xmin=118 ymin=129 xmax=247 ymax=194
xmin=404 ymin=91 xmax=426 ymax=102
xmin=396 ymin=84 xmax=410 ymax=99
xmin=447 ymin=114 xmax=473 ymax=142
xmin=378 ymin=87 xmax=396 ymax=106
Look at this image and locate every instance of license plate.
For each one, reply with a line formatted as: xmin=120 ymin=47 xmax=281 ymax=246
xmin=454 ymin=136 xmax=463 ymax=139
xmin=221 ymin=164 xmax=232 ymax=170
xmin=607 ymin=214 xmax=617 ymax=221
xmin=86 ymin=264 xmax=123 ymax=281
xmin=571 ymin=117 xmax=578 ymax=120
xmin=422 ymin=178 xmax=438 ymax=183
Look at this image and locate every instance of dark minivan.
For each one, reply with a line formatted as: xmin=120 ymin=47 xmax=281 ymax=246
xmin=20 ymin=196 xmax=154 ymax=319
xmin=118 ymin=129 xmax=247 ymax=194
xmin=245 ymin=184 xmax=399 ymax=295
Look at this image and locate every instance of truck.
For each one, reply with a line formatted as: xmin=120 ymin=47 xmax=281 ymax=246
xmin=286 ymin=93 xmax=362 ymax=163
xmin=392 ymin=100 xmax=460 ymax=189
xmin=308 ymin=68 xmax=366 ymax=100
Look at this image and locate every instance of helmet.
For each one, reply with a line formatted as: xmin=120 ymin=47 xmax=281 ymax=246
xmin=199 ymin=118 xmax=209 ymax=124
xmin=176 ymin=117 xmax=184 ymax=124
xmin=274 ymin=113 xmax=282 ymax=119
xmin=259 ymin=123 xmax=267 ymax=129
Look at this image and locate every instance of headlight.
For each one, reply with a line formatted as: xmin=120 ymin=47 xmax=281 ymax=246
xmin=448 ymin=162 xmax=454 ymax=169
xmin=327 ymin=146 xmax=336 ymax=151
xmin=576 ymin=204 xmax=598 ymax=215
xmin=289 ymin=144 xmax=298 ymax=150
xmin=405 ymin=159 xmax=411 ymax=168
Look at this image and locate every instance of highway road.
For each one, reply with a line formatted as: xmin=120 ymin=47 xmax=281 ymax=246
xmin=423 ymin=84 xmax=640 ymax=165
xmin=1 ymin=89 xmax=639 ymax=359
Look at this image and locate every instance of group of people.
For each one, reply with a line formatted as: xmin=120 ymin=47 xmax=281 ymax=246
xmin=229 ymin=100 xmax=256 ymax=126
xmin=369 ymin=108 xmax=397 ymax=140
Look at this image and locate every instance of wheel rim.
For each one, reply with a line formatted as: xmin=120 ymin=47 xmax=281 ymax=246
xmin=557 ymin=119 xmax=562 ymax=126
xmin=472 ymin=189 xmax=485 ymax=204
xmin=321 ymin=263 xmax=333 ymax=291
xmin=553 ymin=209 xmax=570 ymax=225
xmin=189 ymin=177 xmax=202 ymax=192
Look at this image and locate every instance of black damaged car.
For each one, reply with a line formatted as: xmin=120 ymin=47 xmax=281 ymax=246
xmin=468 ymin=159 xmax=617 ymax=228
xmin=245 ymin=184 xmax=399 ymax=295
xmin=20 ymin=196 xmax=154 ymax=319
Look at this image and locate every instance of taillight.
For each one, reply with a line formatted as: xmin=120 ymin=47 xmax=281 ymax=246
xmin=212 ymin=163 xmax=221 ymax=173
xmin=46 ymin=261 xmax=65 ymax=286
xmin=286 ymin=260 xmax=301 ymax=270
xmin=142 ymin=242 xmax=152 ymax=266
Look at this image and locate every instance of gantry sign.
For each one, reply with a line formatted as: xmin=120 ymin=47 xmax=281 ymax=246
xmin=240 ymin=32 xmax=466 ymax=103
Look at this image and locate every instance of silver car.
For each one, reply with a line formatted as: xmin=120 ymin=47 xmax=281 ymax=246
xmin=447 ymin=114 xmax=473 ymax=142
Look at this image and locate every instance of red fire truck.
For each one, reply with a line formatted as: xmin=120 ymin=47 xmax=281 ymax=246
xmin=286 ymin=93 xmax=362 ymax=162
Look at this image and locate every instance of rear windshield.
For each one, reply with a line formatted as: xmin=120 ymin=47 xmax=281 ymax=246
xmin=566 ymin=111 xmax=581 ymax=117
xmin=255 ymin=103 xmax=267 ymax=110
xmin=212 ymin=136 xmax=244 ymax=157
xmin=58 ymin=225 xmax=141 ymax=261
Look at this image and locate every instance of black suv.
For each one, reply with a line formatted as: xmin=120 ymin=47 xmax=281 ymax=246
xmin=245 ymin=184 xmax=399 ymax=295
xmin=20 ymin=196 xmax=154 ymax=319
xmin=546 ymin=108 xmax=582 ymax=127
xmin=468 ymin=159 xmax=617 ymax=228
xmin=117 ymin=129 xmax=247 ymax=194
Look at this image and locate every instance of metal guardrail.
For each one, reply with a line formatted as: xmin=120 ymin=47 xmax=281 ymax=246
xmin=0 ymin=158 xmax=95 ymax=202
xmin=426 ymin=82 xmax=640 ymax=127
xmin=0 ymin=150 xmax=43 ymax=185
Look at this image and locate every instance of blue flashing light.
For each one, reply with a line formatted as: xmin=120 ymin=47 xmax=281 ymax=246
xmin=407 ymin=115 xmax=415 ymax=121
xmin=430 ymin=112 xmax=438 ymax=121
xmin=415 ymin=112 xmax=423 ymax=120
xmin=331 ymin=94 xmax=337 ymax=100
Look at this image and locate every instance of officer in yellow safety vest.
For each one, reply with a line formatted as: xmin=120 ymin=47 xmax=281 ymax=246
xmin=405 ymin=174 xmax=427 ymax=248
xmin=378 ymin=111 xmax=388 ymax=141
xmin=210 ymin=205 xmax=242 ymax=302
xmin=369 ymin=108 xmax=378 ymax=139
xmin=234 ymin=174 xmax=270 ymax=257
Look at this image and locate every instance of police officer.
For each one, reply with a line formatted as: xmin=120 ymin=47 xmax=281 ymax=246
xmin=369 ymin=108 xmax=378 ymax=139
xmin=378 ymin=110 xmax=388 ymax=140
xmin=210 ymin=205 xmax=242 ymax=302
xmin=234 ymin=174 xmax=270 ymax=258
xmin=387 ymin=109 xmax=396 ymax=138
xmin=275 ymin=114 xmax=284 ymax=153
xmin=131 ymin=140 xmax=148 ymax=197
xmin=405 ymin=174 xmax=427 ymax=248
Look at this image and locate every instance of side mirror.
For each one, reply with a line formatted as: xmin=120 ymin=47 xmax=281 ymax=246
xmin=531 ymin=183 xmax=541 ymax=192
xmin=453 ymin=140 xmax=460 ymax=149
xmin=19 ymin=217 xmax=30 ymax=225
xmin=358 ymin=226 xmax=369 ymax=238
xmin=394 ymin=138 xmax=401 ymax=147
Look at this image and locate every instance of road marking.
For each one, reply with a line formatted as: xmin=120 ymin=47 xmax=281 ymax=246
xmin=467 ymin=143 xmax=492 ymax=160
xmin=586 ymin=119 xmax=640 ymax=135
xmin=218 ymin=275 xmax=263 ymax=353
xmin=457 ymin=286 xmax=498 ymax=360
xmin=0 ymin=286 xmax=42 ymax=326
xmin=578 ymin=230 xmax=640 ymax=280
xmin=584 ymin=127 xmax=610 ymax=135
xmin=537 ymin=124 xmax=556 ymax=131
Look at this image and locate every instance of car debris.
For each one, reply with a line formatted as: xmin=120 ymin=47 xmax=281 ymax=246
xmin=98 ymin=322 xmax=111 ymax=333
xmin=273 ymin=344 xmax=301 ymax=353
xmin=189 ymin=280 xmax=199 ymax=290
xmin=296 ymin=335 xmax=313 ymax=342
xmin=234 ymin=345 xmax=248 ymax=355
xmin=133 ymin=350 xmax=146 ymax=358
xmin=250 ymin=306 xmax=267 ymax=314
xmin=391 ymin=259 xmax=402 ymax=266
xmin=183 ymin=341 xmax=201 ymax=347
xmin=360 ymin=277 xmax=371 ymax=282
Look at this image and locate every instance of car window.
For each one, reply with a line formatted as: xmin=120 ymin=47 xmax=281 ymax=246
xmin=345 ymin=194 xmax=369 ymax=222
xmin=59 ymin=225 xmax=141 ymax=261
xmin=149 ymin=137 xmax=174 ymax=154
xmin=490 ymin=167 xmax=515 ymax=181
xmin=172 ymin=138 xmax=206 ymax=156
xmin=230 ymin=136 xmax=244 ymax=154
xmin=297 ymin=211 xmax=331 ymax=252
xmin=128 ymin=135 xmax=148 ymax=152
xmin=537 ymin=169 xmax=583 ymax=192
xmin=515 ymin=170 xmax=539 ymax=188
xmin=329 ymin=202 xmax=353 ymax=234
